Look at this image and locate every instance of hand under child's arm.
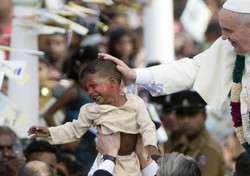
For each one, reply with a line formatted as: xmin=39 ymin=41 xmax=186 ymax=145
xmin=145 ymin=145 xmax=162 ymax=161
xmin=27 ymin=125 xmax=50 ymax=139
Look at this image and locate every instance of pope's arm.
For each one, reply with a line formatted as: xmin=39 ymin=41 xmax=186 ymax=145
xmin=48 ymin=104 xmax=93 ymax=144
xmin=135 ymin=57 xmax=200 ymax=96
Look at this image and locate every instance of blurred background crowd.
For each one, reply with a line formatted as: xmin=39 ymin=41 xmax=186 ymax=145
xmin=0 ymin=0 xmax=246 ymax=176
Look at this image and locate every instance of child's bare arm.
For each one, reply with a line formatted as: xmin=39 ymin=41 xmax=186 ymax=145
xmin=27 ymin=125 xmax=50 ymax=138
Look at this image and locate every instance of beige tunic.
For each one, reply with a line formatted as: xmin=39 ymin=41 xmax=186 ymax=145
xmin=48 ymin=94 xmax=157 ymax=147
xmin=48 ymin=94 xmax=157 ymax=176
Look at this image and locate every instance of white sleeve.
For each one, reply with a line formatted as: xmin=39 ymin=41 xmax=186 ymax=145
xmin=134 ymin=58 xmax=200 ymax=97
xmin=134 ymin=68 xmax=155 ymax=85
xmin=142 ymin=160 xmax=159 ymax=176
xmin=88 ymin=160 xmax=115 ymax=176
xmin=148 ymin=58 xmax=200 ymax=96
xmin=98 ymin=160 xmax=115 ymax=174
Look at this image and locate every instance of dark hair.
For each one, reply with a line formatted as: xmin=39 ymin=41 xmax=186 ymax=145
xmin=108 ymin=28 xmax=134 ymax=59
xmin=63 ymin=46 xmax=99 ymax=81
xmin=79 ymin=59 xmax=122 ymax=83
xmin=25 ymin=140 xmax=58 ymax=160
xmin=234 ymin=151 xmax=250 ymax=176
xmin=18 ymin=161 xmax=54 ymax=176
xmin=57 ymin=154 xmax=83 ymax=175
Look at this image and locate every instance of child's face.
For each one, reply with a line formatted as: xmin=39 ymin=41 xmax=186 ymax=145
xmin=113 ymin=35 xmax=133 ymax=59
xmin=82 ymin=73 xmax=117 ymax=105
xmin=39 ymin=62 xmax=49 ymax=85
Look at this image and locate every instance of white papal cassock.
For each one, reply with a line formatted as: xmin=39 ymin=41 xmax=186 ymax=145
xmin=135 ymin=37 xmax=250 ymax=143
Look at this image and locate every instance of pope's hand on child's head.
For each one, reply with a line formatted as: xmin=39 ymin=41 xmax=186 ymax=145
xmin=98 ymin=53 xmax=136 ymax=82
xmin=27 ymin=125 xmax=50 ymax=138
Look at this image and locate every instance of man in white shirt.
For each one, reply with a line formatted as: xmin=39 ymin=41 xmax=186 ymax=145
xmin=98 ymin=0 xmax=250 ymax=150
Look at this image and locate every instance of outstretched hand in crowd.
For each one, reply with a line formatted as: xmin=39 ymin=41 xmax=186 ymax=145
xmin=27 ymin=125 xmax=50 ymax=138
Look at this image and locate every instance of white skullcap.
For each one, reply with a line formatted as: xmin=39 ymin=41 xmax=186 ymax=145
xmin=223 ymin=0 xmax=250 ymax=13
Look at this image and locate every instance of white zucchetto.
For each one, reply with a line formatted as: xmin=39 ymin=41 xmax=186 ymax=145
xmin=223 ymin=0 xmax=250 ymax=13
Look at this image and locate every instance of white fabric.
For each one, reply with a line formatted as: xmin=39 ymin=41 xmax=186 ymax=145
xmin=135 ymin=38 xmax=250 ymax=146
xmin=135 ymin=68 xmax=154 ymax=85
xmin=89 ymin=158 xmax=159 ymax=176
xmin=142 ymin=160 xmax=159 ymax=176
xmin=88 ymin=159 xmax=115 ymax=176
xmin=98 ymin=160 xmax=115 ymax=174
xmin=240 ymin=52 xmax=250 ymax=143
xmin=223 ymin=0 xmax=250 ymax=13
xmin=147 ymin=37 xmax=236 ymax=111
xmin=88 ymin=160 xmax=98 ymax=176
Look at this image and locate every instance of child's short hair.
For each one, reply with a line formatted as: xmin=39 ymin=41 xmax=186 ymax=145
xmin=79 ymin=59 xmax=122 ymax=83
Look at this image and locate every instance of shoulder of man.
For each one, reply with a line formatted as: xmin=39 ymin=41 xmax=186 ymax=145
xmin=195 ymin=133 xmax=224 ymax=169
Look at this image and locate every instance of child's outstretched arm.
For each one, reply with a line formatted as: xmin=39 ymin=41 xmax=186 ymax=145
xmin=27 ymin=125 xmax=50 ymax=138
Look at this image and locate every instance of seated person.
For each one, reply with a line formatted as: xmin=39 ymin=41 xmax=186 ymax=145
xmin=28 ymin=59 xmax=159 ymax=176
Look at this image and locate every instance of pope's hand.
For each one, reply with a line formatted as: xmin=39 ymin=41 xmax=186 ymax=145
xmin=98 ymin=53 xmax=136 ymax=82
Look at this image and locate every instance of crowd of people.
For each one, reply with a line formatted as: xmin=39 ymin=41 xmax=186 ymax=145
xmin=1 ymin=0 xmax=250 ymax=175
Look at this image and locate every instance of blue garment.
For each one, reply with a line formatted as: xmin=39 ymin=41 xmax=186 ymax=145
xmin=64 ymin=83 xmax=98 ymax=173
xmin=64 ymin=83 xmax=91 ymax=122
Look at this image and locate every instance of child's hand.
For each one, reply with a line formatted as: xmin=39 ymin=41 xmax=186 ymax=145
xmin=146 ymin=145 xmax=162 ymax=161
xmin=27 ymin=126 xmax=50 ymax=138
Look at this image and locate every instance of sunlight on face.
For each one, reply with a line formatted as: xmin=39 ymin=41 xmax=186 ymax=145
xmin=219 ymin=9 xmax=250 ymax=53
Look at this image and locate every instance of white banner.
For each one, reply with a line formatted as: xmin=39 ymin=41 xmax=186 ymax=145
xmin=0 ymin=72 xmax=4 ymax=90
xmin=0 ymin=60 xmax=26 ymax=79
xmin=0 ymin=92 xmax=28 ymax=131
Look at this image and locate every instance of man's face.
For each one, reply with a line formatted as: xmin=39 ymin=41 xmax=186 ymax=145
xmin=113 ymin=35 xmax=133 ymax=60
xmin=0 ymin=134 xmax=13 ymax=158
xmin=0 ymin=0 xmax=12 ymax=34
xmin=0 ymin=134 xmax=14 ymax=174
xmin=39 ymin=62 xmax=50 ymax=84
xmin=219 ymin=9 xmax=250 ymax=53
xmin=45 ymin=34 xmax=67 ymax=62
xmin=161 ymin=110 xmax=181 ymax=133
xmin=176 ymin=111 xmax=206 ymax=138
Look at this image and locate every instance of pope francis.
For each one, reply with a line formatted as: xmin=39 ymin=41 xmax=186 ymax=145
xmin=99 ymin=0 xmax=250 ymax=153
